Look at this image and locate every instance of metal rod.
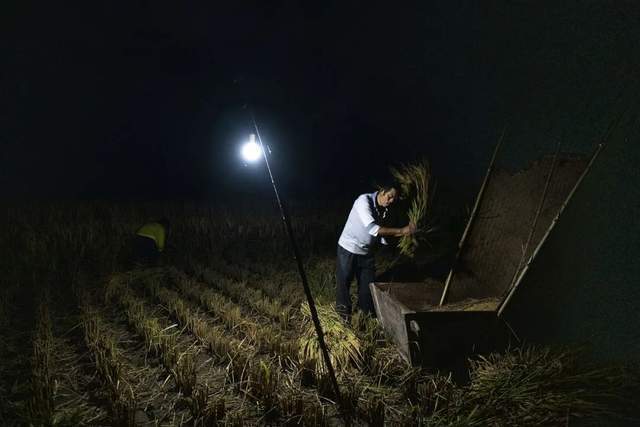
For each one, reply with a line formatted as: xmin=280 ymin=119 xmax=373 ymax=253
xmin=250 ymin=113 xmax=342 ymax=405
xmin=439 ymin=126 xmax=506 ymax=306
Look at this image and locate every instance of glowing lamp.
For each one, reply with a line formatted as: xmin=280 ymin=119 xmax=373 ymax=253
xmin=241 ymin=133 xmax=262 ymax=162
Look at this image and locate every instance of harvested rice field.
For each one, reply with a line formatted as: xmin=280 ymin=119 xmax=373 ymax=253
xmin=0 ymin=202 xmax=636 ymax=426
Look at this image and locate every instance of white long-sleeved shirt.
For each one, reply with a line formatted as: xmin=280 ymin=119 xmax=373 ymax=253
xmin=338 ymin=192 xmax=388 ymax=255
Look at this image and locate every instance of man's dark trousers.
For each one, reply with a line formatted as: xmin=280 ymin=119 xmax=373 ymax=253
xmin=336 ymin=244 xmax=376 ymax=319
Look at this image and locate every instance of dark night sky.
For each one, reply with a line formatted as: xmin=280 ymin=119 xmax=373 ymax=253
xmin=2 ymin=1 xmax=638 ymax=200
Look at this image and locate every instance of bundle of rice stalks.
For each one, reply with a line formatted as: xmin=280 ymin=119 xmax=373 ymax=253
xmin=398 ymin=345 xmax=638 ymax=426
xmin=389 ymin=160 xmax=433 ymax=257
xmin=460 ymin=346 xmax=636 ymax=425
xmin=298 ymin=303 xmax=363 ymax=376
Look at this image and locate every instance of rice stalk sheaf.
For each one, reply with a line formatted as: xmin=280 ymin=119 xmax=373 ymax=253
xmin=389 ymin=160 xmax=433 ymax=257
xmin=298 ymin=303 xmax=363 ymax=376
xmin=439 ymin=346 xmax=637 ymax=425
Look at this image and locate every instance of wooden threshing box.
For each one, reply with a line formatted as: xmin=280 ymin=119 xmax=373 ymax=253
xmin=371 ymin=143 xmax=602 ymax=367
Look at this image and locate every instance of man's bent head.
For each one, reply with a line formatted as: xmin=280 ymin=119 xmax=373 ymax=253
xmin=377 ymin=187 xmax=398 ymax=207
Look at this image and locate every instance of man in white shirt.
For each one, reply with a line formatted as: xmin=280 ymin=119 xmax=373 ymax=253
xmin=337 ymin=184 xmax=416 ymax=320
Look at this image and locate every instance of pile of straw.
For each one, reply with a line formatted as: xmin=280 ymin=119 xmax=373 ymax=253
xmin=463 ymin=346 xmax=635 ymax=425
xmin=390 ymin=160 xmax=432 ymax=257
xmin=416 ymin=346 xmax=638 ymax=425
xmin=298 ymin=303 xmax=363 ymax=376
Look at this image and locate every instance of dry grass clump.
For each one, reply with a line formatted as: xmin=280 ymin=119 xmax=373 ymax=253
xmin=298 ymin=303 xmax=362 ymax=376
xmin=27 ymin=295 xmax=56 ymax=425
xmin=172 ymin=352 xmax=197 ymax=396
xmin=403 ymin=345 xmax=638 ymax=426
xmin=79 ymin=305 xmax=137 ymax=425
xmin=248 ymin=360 xmax=280 ymax=416
xmin=189 ymin=384 xmax=226 ymax=426
xmin=463 ymin=346 xmax=636 ymax=425
xmin=389 ymin=160 xmax=433 ymax=257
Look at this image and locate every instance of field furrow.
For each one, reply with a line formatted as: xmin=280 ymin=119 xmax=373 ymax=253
xmin=187 ymin=267 xmax=409 ymax=386
xmin=120 ymin=270 xmax=338 ymax=425
xmin=105 ymin=275 xmax=256 ymax=425
xmin=165 ymin=269 xmax=417 ymax=425
xmin=20 ymin=292 xmax=106 ymax=426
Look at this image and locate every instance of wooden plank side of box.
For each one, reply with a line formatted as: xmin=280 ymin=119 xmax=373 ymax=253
xmin=406 ymin=310 xmax=498 ymax=368
xmin=370 ymin=282 xmax=415 ymax=364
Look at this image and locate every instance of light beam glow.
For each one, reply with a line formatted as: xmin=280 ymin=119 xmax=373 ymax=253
xmin=241 ymin=134 xmax=262 ymax=162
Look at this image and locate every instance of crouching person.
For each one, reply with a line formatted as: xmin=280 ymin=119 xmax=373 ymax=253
xmin=133 ymin=218 xmax=170 ymax=266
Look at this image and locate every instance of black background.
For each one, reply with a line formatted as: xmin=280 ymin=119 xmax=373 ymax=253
xmin=2 ymin=1 xmax=638 ymax=200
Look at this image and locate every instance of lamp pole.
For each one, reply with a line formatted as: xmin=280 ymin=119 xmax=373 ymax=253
xmin=248 ymin=113 xmax=342 ymax=405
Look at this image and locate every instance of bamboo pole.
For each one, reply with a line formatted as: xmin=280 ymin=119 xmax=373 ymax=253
xmin=439 ymin=127 xmax=506 ymax=306
xmin=497 ymin=143 xmax=604 ymax=317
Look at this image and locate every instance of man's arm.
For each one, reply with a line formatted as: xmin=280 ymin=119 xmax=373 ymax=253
xmin=353 ymin=195 xmax=417 ymax=238
xmin=378 ymin=223 xmax=416 ymax=237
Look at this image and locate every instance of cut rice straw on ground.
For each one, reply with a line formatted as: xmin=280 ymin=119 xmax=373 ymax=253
xmin=298 ymin=303 xmax=363 ymax=376
xmin=420 ymin=345 xmax=639 ymax=426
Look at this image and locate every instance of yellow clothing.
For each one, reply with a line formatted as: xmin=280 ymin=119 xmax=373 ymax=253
xmin=136 ymin=222 xmax=166 ymax=252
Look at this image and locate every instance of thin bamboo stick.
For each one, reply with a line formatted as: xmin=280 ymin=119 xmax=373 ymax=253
xmin=439 ymin=127 xmax=506 ymax=306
